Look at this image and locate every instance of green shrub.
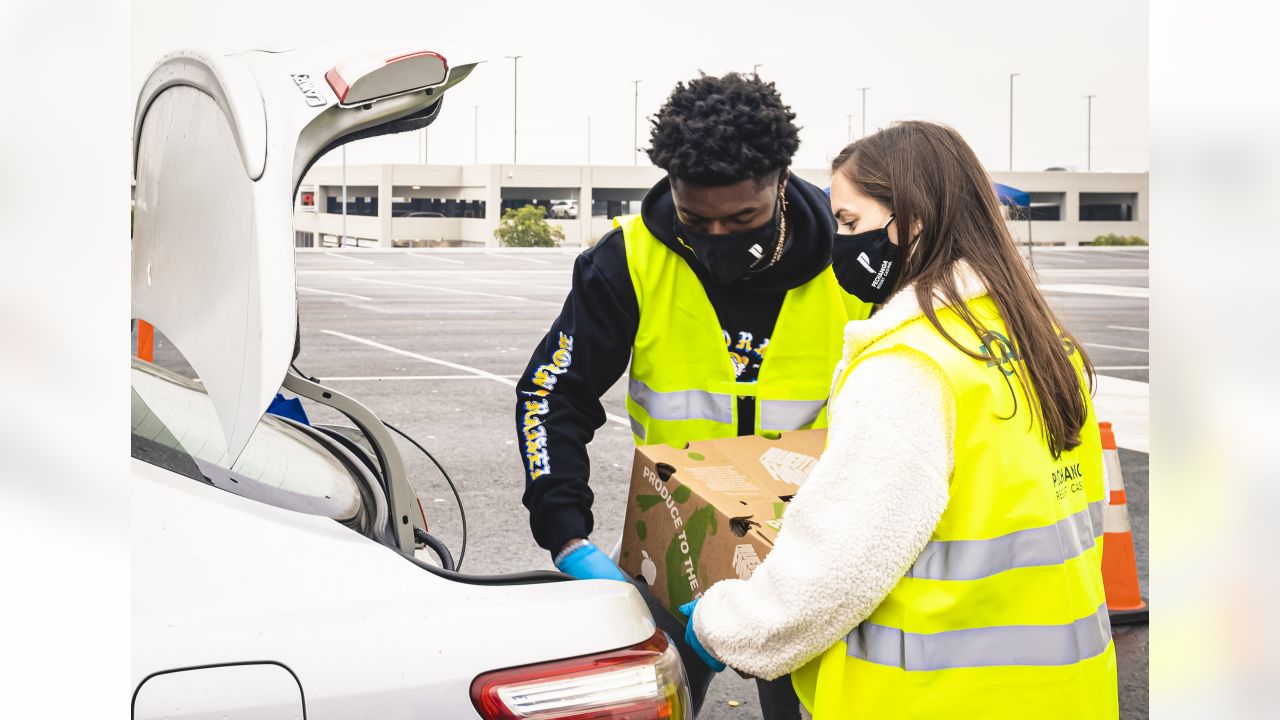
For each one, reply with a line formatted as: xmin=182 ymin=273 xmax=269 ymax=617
xmin=494 ymin=205 xmax=566 ymax=248
xmin=1089 ymin=233 xmax=1148 ymax=246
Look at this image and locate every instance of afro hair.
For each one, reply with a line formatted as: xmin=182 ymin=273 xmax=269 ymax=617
xmin=646 ymin=72 xmax=800 ymax=187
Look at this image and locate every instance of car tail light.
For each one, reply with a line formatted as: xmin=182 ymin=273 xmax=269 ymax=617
xmin=325 ymin=48 xmax=449 ymax=107
xmin=470 ymin=630 xmax=691 ymax=719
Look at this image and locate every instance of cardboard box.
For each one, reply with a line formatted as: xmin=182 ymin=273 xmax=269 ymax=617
xmin=618 ymin=429 xmax=826 ymax=619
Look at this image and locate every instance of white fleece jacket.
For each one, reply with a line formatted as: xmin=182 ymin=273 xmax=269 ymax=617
xmin=692 ymin=264 xmax=991 ymax=680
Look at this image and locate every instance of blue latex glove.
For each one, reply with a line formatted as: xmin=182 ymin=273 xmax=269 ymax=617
xmin=554 ymin=542 xmax=629 ymax=582
xmin=679 ymin=600 xmax=726 ymax=672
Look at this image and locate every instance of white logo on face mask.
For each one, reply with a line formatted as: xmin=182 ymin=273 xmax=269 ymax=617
xmin=871 ymin=260 xmax=892 ymax=289
xmin=749 ymin=243 xmax=764 ymax=260
xmin=857 ymin=252 xmax=876 ymax=274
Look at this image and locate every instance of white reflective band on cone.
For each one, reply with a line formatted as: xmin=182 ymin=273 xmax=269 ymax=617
xmin=846 ymin=603 xmax=1113 ymax=671
xmin=1104 ymin=502 xmax=1131 ymax=533
xmin=1103 ymin=450 xmax=1126 ymax=492
xmin=628 ymin=377 xmax=733 ymax=424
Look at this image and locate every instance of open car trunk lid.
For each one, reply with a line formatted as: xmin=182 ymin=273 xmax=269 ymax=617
xmin=132 ymin=45 xmax=476 ymax=459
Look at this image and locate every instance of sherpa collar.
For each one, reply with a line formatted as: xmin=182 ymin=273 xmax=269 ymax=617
xmin=841 ymin=260 xmax=990 ymax=362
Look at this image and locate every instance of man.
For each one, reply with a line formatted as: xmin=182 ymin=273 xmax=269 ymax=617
xmin=515 ymin=73 xmax=871 ymax=718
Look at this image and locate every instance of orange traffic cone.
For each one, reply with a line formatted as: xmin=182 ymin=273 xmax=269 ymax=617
xmin=135 ymin=320 xmax=155 ymax=362
xmin=1099 ymin=421 xmax=1148 ymax=624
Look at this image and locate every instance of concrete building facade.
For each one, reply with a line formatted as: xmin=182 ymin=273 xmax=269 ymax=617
xmin=293 ymin=164 xmax=1148 ymax=249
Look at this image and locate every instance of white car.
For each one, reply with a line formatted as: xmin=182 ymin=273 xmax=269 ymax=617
xmin=131 ymin=45 xmax=689 ymax=719
xmin=551 ymin=201 xmax=578 ymax=219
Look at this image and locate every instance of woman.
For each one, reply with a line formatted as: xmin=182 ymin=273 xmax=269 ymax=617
xmin=681 ymin=121 xmax=1119 ymax=718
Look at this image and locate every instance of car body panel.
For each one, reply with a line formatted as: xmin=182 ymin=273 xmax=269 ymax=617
xmin=134 ymin=663 xmax=305 ymax=720
xmin=132 ymin=459 xmax=656 ymax=718
xmin=132 ymin=80 xmax=291 ymax=464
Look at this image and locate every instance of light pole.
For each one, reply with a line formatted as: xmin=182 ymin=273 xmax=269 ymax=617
xmin=632 ymin=79 xmax=642 ymax=165
xmin=1084 ymin=94 xmax=1097 ymax=171
xmin=505 ymin=55 xmax=522 ymax=163
xmin=587 ymin=115 xmax=592 ymax=165
xmin=858 ymin=87 xmax=870 ymax=137
xmin=1008 ymin=73 xmax=1020 ymax=171
xmin=473 ymin=105 xmax=479 ymax=164
xmin=847 ymin=113 xmax=854 ymax=142
xmin=752 ymin=63 xmax=763 ymax=78
xmin=340 ymin=145 xmax=347 ymax=248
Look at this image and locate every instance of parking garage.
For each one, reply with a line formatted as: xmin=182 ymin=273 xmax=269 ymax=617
xmin=293 ymin=164 xmax=1148 ymax=249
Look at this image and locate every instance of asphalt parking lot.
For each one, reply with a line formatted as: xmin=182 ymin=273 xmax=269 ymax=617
xmin=156 ymin=245 xmax=1150 ymax=719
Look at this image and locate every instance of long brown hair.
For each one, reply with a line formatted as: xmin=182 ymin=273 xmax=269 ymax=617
xmin=832 ymin=121 xmax=1094 ymax=456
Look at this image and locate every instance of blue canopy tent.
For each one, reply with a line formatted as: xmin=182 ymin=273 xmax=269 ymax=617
xmin=994 ymin=182 xmax=1035 ymax=267
xmin=994 ymin=182 xmax=1030 ymax=208
xmin=825 ymin=182 xmax=1037 ymax=266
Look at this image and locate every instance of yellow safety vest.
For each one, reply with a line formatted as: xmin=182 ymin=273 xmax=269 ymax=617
xmin=792 ymin=293 xmax=1118 ymax=719
xmin=617 ymin=214 xmax=871 ymax=446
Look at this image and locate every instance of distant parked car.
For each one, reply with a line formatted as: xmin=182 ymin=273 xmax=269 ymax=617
xmin=551 ymin=201 xmax=578 ymax=219
xmin=402 ymin=211 xmax=445 ymax=218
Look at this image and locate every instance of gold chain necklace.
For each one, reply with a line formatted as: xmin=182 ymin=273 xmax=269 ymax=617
xmin=765 ymin=192 xmax=789 ymax=267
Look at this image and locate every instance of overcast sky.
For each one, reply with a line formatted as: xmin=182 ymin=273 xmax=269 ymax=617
xmin=133 ymin=0 xmax=1148 ymax=173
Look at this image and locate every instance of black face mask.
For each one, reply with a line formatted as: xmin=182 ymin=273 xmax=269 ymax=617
xmin=675 ymin=194 xmax=782 ymax=285
xmin=832 ymin=214 xmax=902 ymax=303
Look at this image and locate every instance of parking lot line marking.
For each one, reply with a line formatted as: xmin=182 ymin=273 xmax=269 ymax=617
xmin=1089 ymin=342 xmax=1149 ymax=354
xmin=1035 ymin=268 xmax=1149 ymax=277
xmin=1094 ymin=375 xmax=1149 ymax=453
xmin=298 ymin=286 xmax=372 ymax=301
xmin=1099 ymin=252 xmax=1151 ymax=261
xmin=486 ymin=252 xmax=553 ymax=265
xmin=352 ymin=276 xmax=552 ymax=304
xmin=323 ymin=330 xmax=521 ymax=386
xmin=405 ymin=253 xmax=465 ymax=264
xmin=1036 ymin=246 xmax=1148 ymax=253
xmin=1039 ymin=283 xmax=1149 ymax=298
xmin=1094 ymin=366 xmax=1149 ymax=371
xmin=1036 ymin=254 xmax=1089 ymax=264
xmin=1109 ymin=325 xmax=1149 ymax=333
xmin=321 ymin=330 xmax=630 ymax=428
xmin=297 ymin=269 xmax=568 ymax=277
xmin=470 ymin=277 xmax=571 ymax=293
xmin=324 ymin=251 xmax=376 ymax=265
xmin=313 ymin=374 xmax=522 ymax=381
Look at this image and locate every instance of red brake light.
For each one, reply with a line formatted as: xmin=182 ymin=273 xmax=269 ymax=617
xmin=325 ymin=48 xmax=449 ymax=107
xmin=470 ymin=630 xmax=691 ymax=719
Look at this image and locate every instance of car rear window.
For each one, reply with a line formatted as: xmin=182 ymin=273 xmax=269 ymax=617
xmin=131 ymin=359 xmax=364 ymax=524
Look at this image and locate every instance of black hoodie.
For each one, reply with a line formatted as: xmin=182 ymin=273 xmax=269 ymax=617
xmin=517 ymin=174 xmax=835 ymax=554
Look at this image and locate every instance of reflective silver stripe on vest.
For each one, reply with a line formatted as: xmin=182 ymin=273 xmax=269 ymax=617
xmin=759 ymin=399 xmax=828 ymax=431
xmin=907 ymin=500 xmax=1106 ymax=582
xmin=630 ymin=414 xmax=647 ymax=442
xmin=846 ymin=603 xmax=1112 ymax=671
xmin=628 ymin=377 xmax=733 ymax=425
